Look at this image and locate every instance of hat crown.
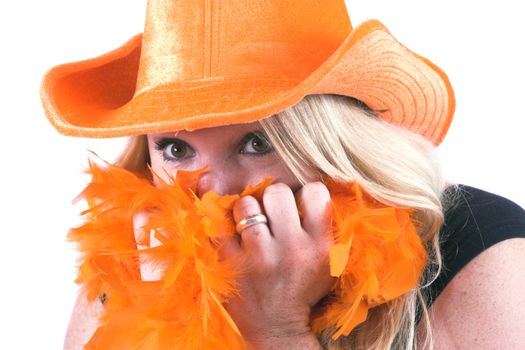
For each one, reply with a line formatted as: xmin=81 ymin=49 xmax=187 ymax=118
xmin=135 ymin=0 xmax=352 ymax=95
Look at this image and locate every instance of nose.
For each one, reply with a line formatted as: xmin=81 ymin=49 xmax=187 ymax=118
xmin=196 ymin=170 xmax=244 ymax=197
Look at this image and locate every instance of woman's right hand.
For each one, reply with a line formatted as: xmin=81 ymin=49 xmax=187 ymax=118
xmin=218 ymin=182 xmax=335 ymax=349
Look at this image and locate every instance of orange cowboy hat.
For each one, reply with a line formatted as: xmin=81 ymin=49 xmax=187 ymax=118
xmin=40 ymin=0 xmax=455 ymax=145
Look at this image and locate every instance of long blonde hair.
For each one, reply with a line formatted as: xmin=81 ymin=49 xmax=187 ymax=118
xmin=115 ymin=94 xmax=445 ymax=350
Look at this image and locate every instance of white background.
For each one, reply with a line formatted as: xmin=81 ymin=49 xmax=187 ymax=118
xmin=0 ymin=1 xmax=523 ymax=348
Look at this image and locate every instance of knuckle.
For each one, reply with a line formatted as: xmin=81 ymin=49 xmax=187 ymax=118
xmin=234 ymin=195 xmax=260 ymax=215
xmin=302 ymin=182 xmax=330 ymax=200
xmin=246 ymin=247 xmax=277 ymax=272
xmin=259 ymin=254 xmax=279 ymax=271
xmin=263 ymin=183 xmax=292 ymax=198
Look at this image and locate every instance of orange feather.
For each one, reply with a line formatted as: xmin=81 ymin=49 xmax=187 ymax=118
xmin=70 ymin=160 xmax=427 ymax=348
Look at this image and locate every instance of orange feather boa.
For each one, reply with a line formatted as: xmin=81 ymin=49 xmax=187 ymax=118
xmin=70 ymin=159 xmax=427 ymax=349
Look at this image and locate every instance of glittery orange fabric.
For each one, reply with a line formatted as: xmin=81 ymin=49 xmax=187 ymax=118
xmin=41 ymin=0 xmax=454 ymax=144
xmin=70 ymin=159 xmax=427 ymax=348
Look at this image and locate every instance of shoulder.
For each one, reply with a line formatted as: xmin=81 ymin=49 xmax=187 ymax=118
xmin=430 ymin=185 xmax=525 ymax=298
xmin=427 ymin=186 xmax=525 ymax=349
xmin=428 ymin=238 xmax=525 ymax=349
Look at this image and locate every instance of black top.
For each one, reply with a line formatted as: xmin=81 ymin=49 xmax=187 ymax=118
xmin=427 ymin=185 xmax=525 ymax=303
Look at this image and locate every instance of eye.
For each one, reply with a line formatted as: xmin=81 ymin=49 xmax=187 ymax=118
xmin=154 ymin=138 xmax=195 ymax=162
xmin=240 ymin=132 xmax=273 ymax=156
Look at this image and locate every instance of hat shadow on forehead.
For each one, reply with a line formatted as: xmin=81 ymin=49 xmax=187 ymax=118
xmin=41 ymin=0 xmax=454 ymax=145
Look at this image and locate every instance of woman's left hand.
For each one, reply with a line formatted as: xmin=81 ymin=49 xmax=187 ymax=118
xmin=218 ymin=182 xmax=335 ymax=349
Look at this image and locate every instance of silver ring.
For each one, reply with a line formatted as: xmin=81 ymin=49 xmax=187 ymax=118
xmin=236 ymin=214 xmax=268 ymax=233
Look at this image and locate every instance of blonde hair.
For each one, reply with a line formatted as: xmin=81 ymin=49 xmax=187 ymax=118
xmin=115 ymin=94 xmax=445 ymax=350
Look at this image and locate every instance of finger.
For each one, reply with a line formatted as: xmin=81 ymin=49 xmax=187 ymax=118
xmin=233 ymin=195 xmax=273 ymax=256
xmin=262 ymin=183 xmax=302 ymax=241
xmin=133 ymin=211 xmax=151 ymax=248
xmin=132 ymin=211 xmax=162 ymax=281
xmin=214 ymin=234 xmax=242 ymax=261
xmin=295 ymin=182 xmax=332 ymax=241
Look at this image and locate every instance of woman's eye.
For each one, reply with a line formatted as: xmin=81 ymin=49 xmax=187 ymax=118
xmin=154 ymin=138 xmax=195 ymax=162
xmin=240 ymin=132 xmax=273 ymax=155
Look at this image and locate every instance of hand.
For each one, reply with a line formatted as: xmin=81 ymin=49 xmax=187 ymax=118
xmin=133 ymin=210 xmax=165 ymax=281
xmin=218 ymin=182 xmax=335 ymax=348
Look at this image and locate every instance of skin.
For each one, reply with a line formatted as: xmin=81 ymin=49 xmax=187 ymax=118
xmin=427 ymin=238 xmax=525 ymax=349
xmin=63 ymin=122 xmax=525 ymax=349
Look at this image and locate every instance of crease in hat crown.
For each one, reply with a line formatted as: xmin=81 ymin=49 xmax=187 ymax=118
xmin=134 ymin=0 xmax=351 ymax=96
xmin=40 ymin=0 xmax=455 ymax=144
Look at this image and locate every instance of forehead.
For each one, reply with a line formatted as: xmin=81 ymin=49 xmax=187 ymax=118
xmin=148 ymin=121 xmax=262 ymax=139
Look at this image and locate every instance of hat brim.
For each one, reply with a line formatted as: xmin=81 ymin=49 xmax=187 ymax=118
xmin=41 ymin=20 xmax=454 ymax=145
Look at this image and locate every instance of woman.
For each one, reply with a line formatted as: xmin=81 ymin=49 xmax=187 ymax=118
xmin=41 ymin=0 xmax=525 ymax=349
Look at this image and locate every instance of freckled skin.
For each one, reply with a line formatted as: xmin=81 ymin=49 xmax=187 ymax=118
xmin=423 ymin=238 xmax=525 ymax=350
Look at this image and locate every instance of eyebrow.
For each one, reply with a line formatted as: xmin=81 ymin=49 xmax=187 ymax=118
xmin=150 ymin=131 xmax=181 ymax=139
xmin=152 ymin=128 xmax=265 ymax=141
